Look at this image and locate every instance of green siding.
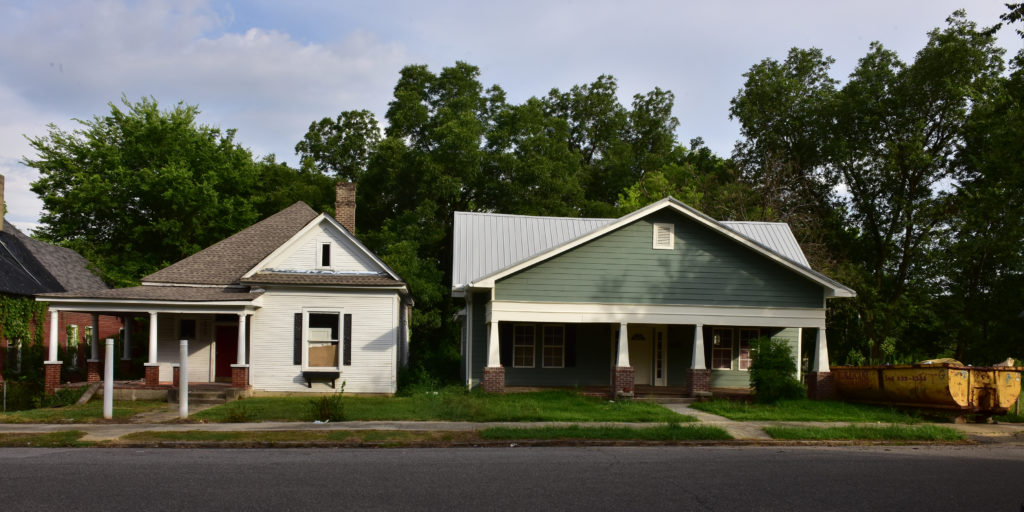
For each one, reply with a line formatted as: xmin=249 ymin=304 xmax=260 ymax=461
xmin=495 ymin=212 xmax=824 ymax=308
xmin=504 ymin=324 xmax=612 ymax=387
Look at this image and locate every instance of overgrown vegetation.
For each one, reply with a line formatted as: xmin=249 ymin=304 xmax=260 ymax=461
xmin=749 ymin=337 xmax=805 ymax=403
xmin=0 ymin=431 xmax=90 ymax=447
xmin=195 ymin=389 xmax=689 ymax=423
xmin=764 ymin=425 xmax=965 ymax=442
xmin=690 ymin=399 xmax=921 ymax=423
xmin=307 ymin=382 xmax=345 ymax=422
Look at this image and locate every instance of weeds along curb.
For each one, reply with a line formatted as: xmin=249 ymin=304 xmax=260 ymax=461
xmin=91 ymin=438 xmax=977 ymax=449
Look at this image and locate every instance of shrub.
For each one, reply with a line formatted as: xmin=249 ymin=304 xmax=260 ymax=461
xmin=225 ymin=401 xmax=257 ymax=422
xmin=35 ymin=385 xmax=88 ymax=409
xmin=750 ymin=337 xmax=805 ymax=403
xmin=308 ymin=381 xmax=346 ymax=422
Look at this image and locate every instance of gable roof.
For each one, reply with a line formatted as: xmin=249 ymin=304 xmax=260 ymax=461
xmin=452 ymin=197 xmax=854 ymax=298
xmin=0 ymin=220 xmax=107 ymax=296
xmin=143 ymin=202 xmax=319 ymax=286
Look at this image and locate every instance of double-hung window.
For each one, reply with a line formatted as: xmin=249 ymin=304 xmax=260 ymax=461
xmin=512 ymin=324 xmax=535 ymax=368
xmin=306 ymin=311 xmax=341 ymax=369
xmin=738 ymin=329 xmax=759 ymax=370
xmin=711 ymin=328 xmax=733 ymax=370
xmin=542 ymin=325 xmax=565 ymax=368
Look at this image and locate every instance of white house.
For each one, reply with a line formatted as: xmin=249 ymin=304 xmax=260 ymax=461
xmin=37 ymin=183 xmax=412 ymax=395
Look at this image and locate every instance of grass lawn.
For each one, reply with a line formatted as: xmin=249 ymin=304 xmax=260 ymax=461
xmin=119 ymin=429 xmax=474 ymax=445
xmin=0 ymin=431 xmax=91 ymax=447
xmin=764 ymin=424 xmax=964 ymax=442
xmin=479 ymin=423 xmax=732 ymax=441
xmin=691 ymin=399 xmax=921 ymax=423
xmin=0 ymin=401 xmax=168 ymax=423
xmin=993 ymin=412 xmax=1024 ymax=423
xmin=194 ymin=390 xmax=691 ymax=423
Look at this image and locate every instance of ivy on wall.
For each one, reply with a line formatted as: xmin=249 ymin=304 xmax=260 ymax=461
xmin=0 ymin=295 xmax=48 ymax=346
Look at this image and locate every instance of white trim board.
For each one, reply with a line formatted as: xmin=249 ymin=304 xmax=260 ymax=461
xmin=485 ymin=300 xmax=826 ymax=329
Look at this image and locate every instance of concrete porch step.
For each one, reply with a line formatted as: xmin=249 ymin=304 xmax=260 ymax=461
xmin=167 ymin=389 xmax=228 ymax=405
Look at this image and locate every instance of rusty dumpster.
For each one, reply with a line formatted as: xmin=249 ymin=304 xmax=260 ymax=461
xmin=832 ymin=364 xmax=1023 ymax=414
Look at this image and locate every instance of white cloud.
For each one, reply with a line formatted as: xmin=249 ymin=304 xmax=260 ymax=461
xmin=0 ymin=0 xmax=408 ymax=228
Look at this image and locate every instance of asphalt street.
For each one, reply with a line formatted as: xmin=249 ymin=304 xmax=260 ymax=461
xmin=2 ymin=445 xmax=1022 ymax=511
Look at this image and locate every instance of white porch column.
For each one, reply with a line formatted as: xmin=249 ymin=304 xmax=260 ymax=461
xmin=690 ymin=324 xmax=706 ymax=370
xmin=122 ymin=315 xmax=132 ymax=361
xmin=811 ymin=328 xmax=830 ymax=373
xmin=90 ymin=313 xmax=100 ymax=360
xmin=615 ymin=322 xmax=630 ymax=367
xmin=47 ymin=310 xmax=59 ymax=362
xmin=103 ymin=338 xmax=114 ymax=419
xmin=486 ymin=321 xmax=501 ymax=367
xmin=148 ymin=312 xmax=158 ymax=363
xmin=237 ymin=313 xmax=247 ymax=365
xmin=179 ymin=339 xmax=189 ymax=419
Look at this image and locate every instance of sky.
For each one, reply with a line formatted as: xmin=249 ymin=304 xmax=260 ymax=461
xmin=1 ymin=0 xmax=1019 ymax=232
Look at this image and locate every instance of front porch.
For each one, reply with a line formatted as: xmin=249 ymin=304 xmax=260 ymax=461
xmin=37 ymin=289 xmax=260 ymax=395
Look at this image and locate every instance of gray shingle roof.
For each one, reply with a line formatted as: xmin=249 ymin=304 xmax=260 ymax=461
xmin=241 ymin=272 xmax=406 ymax=287
xmin=0 ymin=220 xmax=107 ymax=296
xmin=452 ymin=209 xmax=813 ymax=288
xmin=143 ymin=201 xmax=319 ymax=286
xmin=38 ymin=286 xmax=262 ymax=302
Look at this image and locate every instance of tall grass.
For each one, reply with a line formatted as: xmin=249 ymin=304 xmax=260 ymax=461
xmin=691 ymin=398 xmax=921 ymax=423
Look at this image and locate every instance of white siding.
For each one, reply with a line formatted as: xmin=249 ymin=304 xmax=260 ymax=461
xmin=250 ymin=288 xmax=399 ymax=394
xmin=260 ymin=220 xmax=380 ymax=274
xmin=155 ymin=314 xmax=214 ymax=383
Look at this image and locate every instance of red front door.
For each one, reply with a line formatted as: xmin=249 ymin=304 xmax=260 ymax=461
xmin=215 ymin=325 xmax=238 ymax=381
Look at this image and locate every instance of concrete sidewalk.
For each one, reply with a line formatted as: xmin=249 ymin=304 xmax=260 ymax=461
xmin=1 ymin=402 xmax=1021 ymax=443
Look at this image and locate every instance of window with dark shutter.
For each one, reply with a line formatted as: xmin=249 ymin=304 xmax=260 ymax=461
xmin=343 ymin=313 xmax=352 ymax=366
xmin=293 ymin=313 xmax=302 ymax=365
xmin=499 ymin=322 xmax=513 ymax=367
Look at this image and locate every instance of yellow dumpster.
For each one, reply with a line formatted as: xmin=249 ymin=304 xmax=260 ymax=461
xmin=832 ymin=364 xmax=1023 ymax=415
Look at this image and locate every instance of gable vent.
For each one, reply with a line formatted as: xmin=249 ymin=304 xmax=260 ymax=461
xmin=653 ymin=223 xmax=674 ymax=250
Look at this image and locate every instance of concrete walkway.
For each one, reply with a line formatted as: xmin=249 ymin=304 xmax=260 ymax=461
xmin=662 ymin=402 xmax=773 ymax=440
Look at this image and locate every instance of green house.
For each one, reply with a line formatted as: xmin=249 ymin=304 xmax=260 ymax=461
xmin=451 ymin=198 xmax=855 ymax=398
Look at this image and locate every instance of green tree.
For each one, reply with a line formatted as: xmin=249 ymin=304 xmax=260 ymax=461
xmin=294 ymin=109 xmax=381 ymax=181
xmin=27 ymin=96 xmax=291 ymax=286
xmin=831 ymin=12 xmax=1005 ymax=356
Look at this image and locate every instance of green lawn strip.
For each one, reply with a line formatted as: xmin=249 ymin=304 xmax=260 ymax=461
xmin=764 ymin=424 xmax=964 ymax=441
xmin=118 ymin=430 xmax=473 ymax=444
xmin=0 ymin=431 xmax=91 ymax=447
xmin=479 ymin=423 xmax=732 ymax=441
xmin=690 ymin=399 xmax=920 ymax=423
xmin=195 ymin=390 xmax=691 ymax=423
xmin=0 ymin=401 xmax=168 ymax=423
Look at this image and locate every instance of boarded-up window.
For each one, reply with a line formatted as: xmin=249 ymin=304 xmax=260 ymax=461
xmin=653 ymin=223 xmax=674 ymax=249
xmin=307 ymin=313 xmax=340 ymax=368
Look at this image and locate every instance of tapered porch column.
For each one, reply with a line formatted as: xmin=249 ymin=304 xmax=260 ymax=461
xmin=807 ymin=328 xmax=834 ymax=400
xmin=143 ymin=311 xmax=160 ymax=386
xmin=686 ymin=324 xmax=711 ymax=398
xmin=482 ymin=321 xmax=504 ymax=393
xmin=612 ymin=322 xmax=635 ymax=398
xmin=86 ymin=313 xmax=101 ymax=382
xmin=43 ymin=310 xmax=61 ymax=395
xmin=231 ymin=313 xmax=250 ymax=389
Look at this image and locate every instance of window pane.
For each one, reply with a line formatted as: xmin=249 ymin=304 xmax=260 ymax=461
xmin=738 ymin=329 xmax=758 ymax=370
xmin=712 ymin=329 xmax=733 ymax=370
xmin=542 ymin=325 xmax=564 ymax=368
xmin=513 ymin=325 xmax=535 ymax=367
xmin=309 ymin=313 xmax=339 ymax=341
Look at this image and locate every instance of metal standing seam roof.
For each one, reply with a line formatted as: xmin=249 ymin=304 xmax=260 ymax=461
xmin=452 ymin=211 xmax=814 ymax=289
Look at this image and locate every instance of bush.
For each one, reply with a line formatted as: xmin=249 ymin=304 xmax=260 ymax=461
xmin=35 ymin=385 xmax=87 ymax=409
xmin=308 ymin=381 xmax=345 ymax=422
xmin=750 ymin=337 xmax=805 ymax=403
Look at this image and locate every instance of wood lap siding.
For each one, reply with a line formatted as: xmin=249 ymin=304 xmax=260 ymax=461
xmin=251 ymin=289 xmax=398 ymax=393
xmin=495 ymin=214 xmax=824 ymax=308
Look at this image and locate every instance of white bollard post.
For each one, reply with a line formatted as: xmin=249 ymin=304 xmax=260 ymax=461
xmin=103 ymin=338 xmax=114 ymax=419
xmin=179 ymin=339 xmax=189 ymax=419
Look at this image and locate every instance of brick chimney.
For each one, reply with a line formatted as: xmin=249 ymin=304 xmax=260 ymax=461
xmin=335 ymin=181 xmax=356 ymax=233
